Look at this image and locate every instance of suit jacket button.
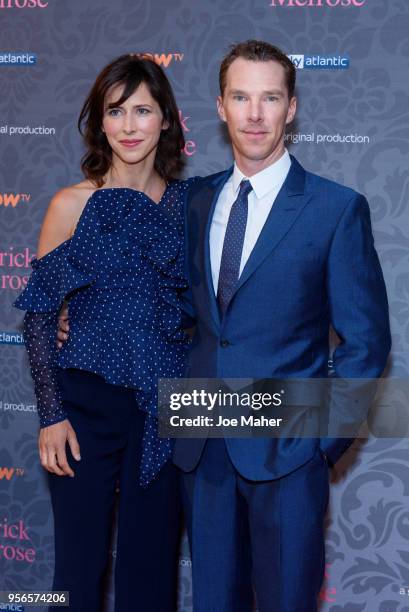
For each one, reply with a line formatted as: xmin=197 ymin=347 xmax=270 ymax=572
xmin=220 ymin=339 xmax=230 ymax=348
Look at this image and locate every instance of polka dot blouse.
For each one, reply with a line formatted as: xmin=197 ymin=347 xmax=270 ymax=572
xmin=14 ymin=179 xmax=196 ymax=486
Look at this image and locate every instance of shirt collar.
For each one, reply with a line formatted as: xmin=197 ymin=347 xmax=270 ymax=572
xmin=232 ymin=149 xmax=291 ymax=200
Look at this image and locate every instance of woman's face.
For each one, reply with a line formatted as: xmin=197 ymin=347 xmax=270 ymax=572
xmin=102 ymin=81 xmax=168 ymax=168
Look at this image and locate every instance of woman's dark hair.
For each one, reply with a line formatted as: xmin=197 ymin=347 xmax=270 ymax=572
xmin=78 ymin=54 xmax=185 ymax=187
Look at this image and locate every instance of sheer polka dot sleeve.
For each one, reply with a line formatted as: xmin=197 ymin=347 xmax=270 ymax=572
xmin=14 ymin=240 xmax=89 ymax=429
xmin=23 ymin=311 xmax=67 ymax=427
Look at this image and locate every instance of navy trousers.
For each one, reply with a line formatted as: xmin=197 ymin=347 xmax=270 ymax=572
xmin=48 ymin=369 xmax=181 ymax=612
xmin=182 ymin=439 xmax=329 ymax=612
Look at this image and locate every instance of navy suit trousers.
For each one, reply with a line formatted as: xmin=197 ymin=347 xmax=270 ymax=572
xmin=182 ymin=439 xmax=329 ymax=612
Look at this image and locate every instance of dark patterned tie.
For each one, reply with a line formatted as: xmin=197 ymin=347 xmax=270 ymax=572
xmin=217 ymin=179 xmax=253 ymax=316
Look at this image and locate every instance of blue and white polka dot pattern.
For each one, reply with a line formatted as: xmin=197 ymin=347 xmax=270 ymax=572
xmin=23 ymin=311 xmax=68 ymax=426
xmin=15 ymin=179 xmax=196 ymax=487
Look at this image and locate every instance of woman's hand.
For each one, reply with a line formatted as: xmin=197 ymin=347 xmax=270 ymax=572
xmin=57 ymin=302 xmax=70 ymax=348
xmin=39 ymin=420 xmax=81 ymax=477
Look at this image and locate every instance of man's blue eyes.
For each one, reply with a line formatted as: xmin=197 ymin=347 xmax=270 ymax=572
xmin=233 ymin=96 xmax=278 ymax=102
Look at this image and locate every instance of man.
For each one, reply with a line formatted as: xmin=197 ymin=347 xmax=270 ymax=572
xmin=172 ymin=40 xmax=391 ymax=611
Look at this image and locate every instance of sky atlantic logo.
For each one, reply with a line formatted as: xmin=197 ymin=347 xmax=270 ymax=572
xmin=289 ymin=54 xmax=349 ymax=69
xmin=0 ymin=53 xmax=36 ymax=66
xmin=0 ymin=603 xmax=25 ymax=611
xmin=270 ymin=0 xmax=365 ymax=6
xmin=0 ymin=331 xmax=25 ymax=344
xmin=0 ymin=0 xmax=48 ymax=7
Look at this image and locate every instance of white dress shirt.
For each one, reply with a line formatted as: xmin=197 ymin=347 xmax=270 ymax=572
xmin=210 ymin=149 xmax=292 ymax=293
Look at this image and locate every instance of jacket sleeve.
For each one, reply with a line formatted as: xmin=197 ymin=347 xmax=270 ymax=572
xmin=320 ymin=193 xmax=391 ymax=465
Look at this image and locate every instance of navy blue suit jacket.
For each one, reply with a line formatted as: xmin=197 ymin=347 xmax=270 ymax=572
xmin=173 ymin=156 xmax=391 ymax=480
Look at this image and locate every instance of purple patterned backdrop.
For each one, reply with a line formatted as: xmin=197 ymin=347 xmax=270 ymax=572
xmin=0 ymin=0 xmax=408 ymax=610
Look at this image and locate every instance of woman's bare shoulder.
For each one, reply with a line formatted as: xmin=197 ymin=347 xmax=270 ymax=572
xmin=37 ymin=180 xmax=98 ymax=258
xmin=52 ymin=179 xmax=97 ymax=210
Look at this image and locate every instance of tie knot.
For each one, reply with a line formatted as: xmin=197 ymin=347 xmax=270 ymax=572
xmin=239 ymin=179 xmax=252 ymax=198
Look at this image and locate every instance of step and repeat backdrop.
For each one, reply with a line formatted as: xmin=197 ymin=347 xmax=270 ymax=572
xmin=0 ymin=0 xmax=408 ymax=610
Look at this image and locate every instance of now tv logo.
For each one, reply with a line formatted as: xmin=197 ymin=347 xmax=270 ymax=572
xmin=271 ymin=0 xmax=365 ymax=6
xmin=0 ymin=467 xmax=25 ymax=480
xmin=0 ymin=193 xmax=30 ymax=207
xmin=138 ymin=53 xmax=184 ymax=68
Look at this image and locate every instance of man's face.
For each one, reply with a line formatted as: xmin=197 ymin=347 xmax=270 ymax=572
xmin=217 ymin=58 xmax=296 ymax=173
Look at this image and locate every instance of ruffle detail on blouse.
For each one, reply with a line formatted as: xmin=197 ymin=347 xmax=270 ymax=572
xmin=14 ymin=194 xmax=104 ymax=313
xmin=57 ymin=322 xmax=187 ymax=404
xmin=14 ymin=240 xmax=98 ymax=313
xmin=116 ymin=192 xmax=190 ymax=344
xmin=14 ymin=187 xmax=189 ymax=345
xmin=135 ymin=222 xmax=189 ymax=343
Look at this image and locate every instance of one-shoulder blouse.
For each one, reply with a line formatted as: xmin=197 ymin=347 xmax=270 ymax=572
xmin=14 ymin=179 xmax=195 ymax=486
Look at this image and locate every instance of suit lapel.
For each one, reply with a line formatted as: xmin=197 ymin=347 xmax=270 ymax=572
xmin=195 ymin=168 xmax=233 ymax=329
xmin=233 ymin=156 xmax=310 ymax=296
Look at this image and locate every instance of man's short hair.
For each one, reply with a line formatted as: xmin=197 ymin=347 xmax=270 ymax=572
xmin=219 ymin=40 xmax=296 ymax=99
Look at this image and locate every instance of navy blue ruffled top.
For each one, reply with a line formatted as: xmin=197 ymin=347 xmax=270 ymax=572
xmin=14 ymin=180 xmax=193 ymax=486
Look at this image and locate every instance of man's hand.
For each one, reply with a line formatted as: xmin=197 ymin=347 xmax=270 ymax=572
xmin=39 ymin=420 xmax=81 ymax=477
xmin=57 ymin=302 xmax=70 ymax=349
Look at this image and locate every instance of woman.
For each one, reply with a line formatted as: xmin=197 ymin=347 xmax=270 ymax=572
xmin=14 ymin=54 xmax=193 ymax=612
